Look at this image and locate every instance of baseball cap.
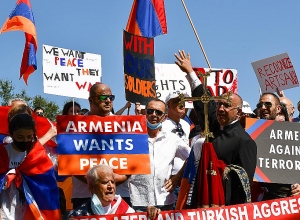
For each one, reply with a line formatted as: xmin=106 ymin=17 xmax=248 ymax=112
xmin=165 ymin=92 xmax=189 ymax=103
xmin=242 ymin=101 xmax=254 ymax=114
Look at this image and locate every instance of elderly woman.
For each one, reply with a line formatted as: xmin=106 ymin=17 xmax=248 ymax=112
xmin=68 ymin=165 xmax=160 ymax=219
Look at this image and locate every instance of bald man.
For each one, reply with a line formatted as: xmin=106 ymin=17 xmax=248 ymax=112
xmin=279 ymin=96 xmax=295 ymax=122
xmin=72 ymin=83 xmax=130 ymax=209
xmin=88 ymin=83 xmax=115 ymax=116
xmin=174 ymin=50 xmax=257 ymax=206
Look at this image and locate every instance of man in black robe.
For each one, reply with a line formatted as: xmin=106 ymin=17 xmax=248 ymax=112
xmin=174 ymin=50 xmax=257 ymax=206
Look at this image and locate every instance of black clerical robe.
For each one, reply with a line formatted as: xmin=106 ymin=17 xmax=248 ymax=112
xmin=192 ymin=84 xmax=257 ymax=205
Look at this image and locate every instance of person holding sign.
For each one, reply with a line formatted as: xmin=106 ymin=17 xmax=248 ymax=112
xmin=257 ymin=93 xmax=282 ymax=120
xmin=174 ymin=50 xmax=257 ymax=206
xmin=87 ymin=83 xmax=131 ymax=205
xmin=252 ymin=93 xmax=300 ymax=200
xmin=129 ymin=99 xmax=190 ymax=211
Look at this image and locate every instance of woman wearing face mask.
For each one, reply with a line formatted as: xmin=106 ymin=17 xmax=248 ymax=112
xmin=0 ymin=114 xmax=60 ymax=219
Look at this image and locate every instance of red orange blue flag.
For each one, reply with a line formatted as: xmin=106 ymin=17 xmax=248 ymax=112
xmin=126 ymin=0 xmax=167 ymax=38
xmin=0 ymin=0 xmax=38 ymax=85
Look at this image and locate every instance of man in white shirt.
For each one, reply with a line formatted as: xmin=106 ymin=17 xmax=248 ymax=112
xmin=72 ymin=83 xmax=131 ymax=209
xmin=129 ymin=99 xmax=190 ymax=211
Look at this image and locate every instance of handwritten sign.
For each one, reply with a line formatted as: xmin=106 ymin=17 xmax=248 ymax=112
xmin=154 ymin=64 xmax=192 ymax=108
xmin=123 ymin=30 xmax=156 ymax=105
xmin=246 ymin=118 xmax=300 ymax=184
xmin=72 ymin=195 xmax=300 ymax=220
xmin=56 ymin=115 xmax=150 ymax=175
xmin=193 ymin=67 xmax=238 ymax=96
xmin=251 ymin=53 xmax=299 ymax=93
xmin=43 ymin=44 xmax=101 ymax=99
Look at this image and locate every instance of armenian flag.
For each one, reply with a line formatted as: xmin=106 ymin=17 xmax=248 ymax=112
xmin=0 ymin=0 xmax=38 ymax=84
xmin=0 ymin=142 xmax=61 ymax=219
xmin=126 ymin=0 xmax=167 ymax=38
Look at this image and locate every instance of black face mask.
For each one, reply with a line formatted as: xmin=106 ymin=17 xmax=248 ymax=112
xmin=13 ymin=140 xmax=32 ymax=152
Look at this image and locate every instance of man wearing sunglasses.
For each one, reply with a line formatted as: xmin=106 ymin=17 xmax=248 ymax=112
xmin=129 ymin=99 xmax=190 ymax=211
xmin=174 ymin=50 xmax=257 ymax=206
xmin=256 ymin=93 xmax=282 ymax=120
xmin=71 ymin=83 xmax=131 ymax=209
xmin=253 ymin=93 xmax=300 ymax=200
xmin=162 ymin=92 xmax=191 ymax=208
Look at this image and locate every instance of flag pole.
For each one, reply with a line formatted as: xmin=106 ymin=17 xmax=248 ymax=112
xmin=180 ymin=0 xmax=211 ymax=68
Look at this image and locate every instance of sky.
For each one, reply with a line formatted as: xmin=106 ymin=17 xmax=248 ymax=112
xmin=1 ymin=1 xmax=300 ymax=115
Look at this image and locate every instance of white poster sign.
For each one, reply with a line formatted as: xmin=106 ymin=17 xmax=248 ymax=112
xmin=155 ymin=64 xmax=238 ymax=108
xmin=43 ymin=44 xmax=101 ymax=99
xmin=251 ymin=53 xmax=299 ymax=93
xmin=155 ymin=64 xmax=193 ymax=108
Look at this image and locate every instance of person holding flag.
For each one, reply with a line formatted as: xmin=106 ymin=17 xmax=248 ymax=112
xmin=0 ymin=114 xmax=60 ymax=219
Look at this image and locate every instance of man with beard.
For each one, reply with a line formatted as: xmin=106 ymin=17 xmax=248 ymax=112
xmin=253 ymin=93 xmax=300 ymax=201
xmin=257 ymin=93 xmax=282 ymax=120
xmin=174 ymin=50 xmax=257 ymax=206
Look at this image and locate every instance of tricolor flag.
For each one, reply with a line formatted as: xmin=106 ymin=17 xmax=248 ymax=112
xmin=0 ymin=0 xmax=38 ymax=84
xmin=0 ymin=142 xmax=61 ymax=219
xmin=126 ymin=0 xmax=167 ymax=38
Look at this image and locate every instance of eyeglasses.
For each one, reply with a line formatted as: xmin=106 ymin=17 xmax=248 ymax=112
xmin=146 ymin=108 xmax=165 ymax=117
xmin=94 ymin=95 xmax=115 ymax=101
xmin=217 ymin=101 xmax=239 ymax=110
xmin=256 ymin=101 xmax=272 ymax=109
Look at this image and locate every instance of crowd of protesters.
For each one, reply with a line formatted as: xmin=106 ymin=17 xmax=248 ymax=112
xmin=1 ymin=51 xmax=300 ymax=220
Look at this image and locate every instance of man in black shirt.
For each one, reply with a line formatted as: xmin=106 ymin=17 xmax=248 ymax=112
xmin=174 ymin=50 xmax=257 ymax=206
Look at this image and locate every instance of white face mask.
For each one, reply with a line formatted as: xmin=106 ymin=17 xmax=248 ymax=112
xmin=91 ymin=194 xmax=105 ymax=215
xmin=146 ymin=119 xmax=163 ymax=130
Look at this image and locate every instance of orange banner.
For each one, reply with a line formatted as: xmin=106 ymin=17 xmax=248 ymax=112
xmin=58 ymin=154 xmax=150 ymax=175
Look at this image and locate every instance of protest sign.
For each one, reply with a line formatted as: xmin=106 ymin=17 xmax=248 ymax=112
xmin=72 ymin=195 xmax=300 ymax=220
xmin=251 ymin=53 xmax=299 ymax=93
xmin=154 ymin=65 xmax=237 ymax=107
xmin=193 ymin=67 xmax=238 ymax=96
xmin=56 ymin=115 xmax=150 ymax=175
xmin=155 ymin=63 xmax=193 ymax=108
xmin=123 ymin=30 xmax=156 ymax=105
xmin=43 ymin=44 xmax=101 ymax=99
xmin=246 ymin=118 xmax=300 ymax=184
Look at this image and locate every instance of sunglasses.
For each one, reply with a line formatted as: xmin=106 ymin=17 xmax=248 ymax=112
xmin=94 ymin=95 xmax=115 ymax=101
xmin=36 ymin=112 xmax=44 ymax=116
xmin=256 ymin=101 xmax=272 ymax=109
xmin=217 ymin=101 xmax=239 ymax=110
xmin=146 ymin=108 xmax=165 ymax=117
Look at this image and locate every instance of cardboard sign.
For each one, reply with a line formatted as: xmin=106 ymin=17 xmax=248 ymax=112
xmin=56 ymin=115 xmax=150 ymax=175
xmin=193 ymin=67 xmax=238 ymax=96
xmin=123 ymin=30 xmax=156 ymax=105
xmin=155 ymin=63 xmax=193 ymax=108
xmin=72 ymin=195 xmax=300 ymax=220
xmin=251 ymin=53 xmax=299 ymax=93
xmin=246 ymin=118 xmax=300 ymax=184
xmin=43 ymin=44 xmax=101 ymax=99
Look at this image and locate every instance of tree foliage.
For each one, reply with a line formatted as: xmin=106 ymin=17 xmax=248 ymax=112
xmin=0 ymin=79 xmax=60 ymax=121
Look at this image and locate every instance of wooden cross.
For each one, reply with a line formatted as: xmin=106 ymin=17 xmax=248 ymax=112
xmin=179 ymin=70 xmax=232 ymax=142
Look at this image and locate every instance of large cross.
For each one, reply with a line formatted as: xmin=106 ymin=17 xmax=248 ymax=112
xmin=179 ymin=70 xmax=232 ymax=142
